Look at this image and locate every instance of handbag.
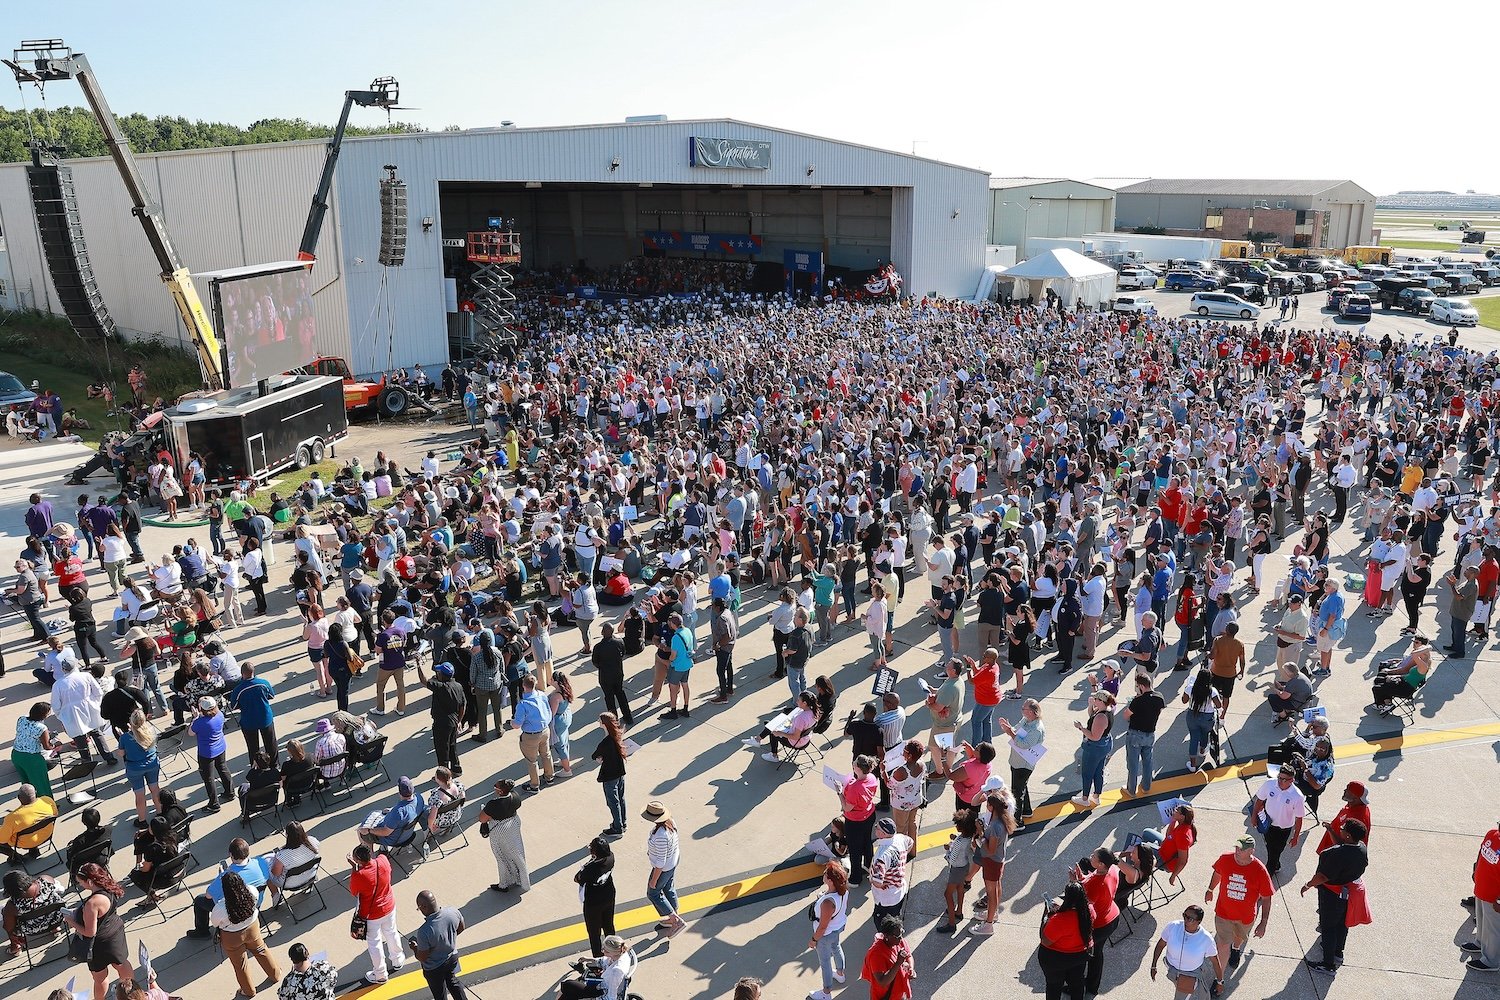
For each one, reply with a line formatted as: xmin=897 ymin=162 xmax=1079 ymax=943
xmin=68 ymin=932 xmax=95 ymax=964
xmin=346 ymin=649 xmax=367 ymax=675
xmin=350 ymin=914 xmax=368 ymax=940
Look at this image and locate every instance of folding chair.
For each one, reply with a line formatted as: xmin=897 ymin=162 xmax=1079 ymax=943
xmin=1375 ymin=685 xmax=1422 ymax=723
xmin=312 ymin=755 xmax=352 ymax=811
xmin=385 ymin=814 xmax=428 ymax=876
xmin=53 ymin=750 xmax=101 ymax=807
xmin=66 ymin=840 xmax=115 ymax=896
xmin=239 ymin=784 xmax=282 ymax=840
xmin=777 ymin=738 xmax=824 ymax=774
xmin=152 ymin=721 xmax=191 ymax=777
xmin=348 ymin=737 xmax=393 ymax=791
xmin=272 ymin=856 xmax=328 ymax=924
xmin=427 ymin=798 xmax=470 ymax=856
xmin=138 ymin=849 xmax=198 ymax=923
xmin=14 ymin=815 xmax=64 ymax=875
xmin=15 ymin=900 xmax=72 ymax=970
xmin=281 ymin=769 xmax=321 ymax=820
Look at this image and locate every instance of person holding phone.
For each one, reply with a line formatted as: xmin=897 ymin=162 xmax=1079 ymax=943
xmin=410 ymin=889 xmax=467 ymax=1000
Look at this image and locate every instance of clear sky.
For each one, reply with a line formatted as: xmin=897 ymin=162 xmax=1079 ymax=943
xmin=9 ymin=0 xmax=1498 ymax=196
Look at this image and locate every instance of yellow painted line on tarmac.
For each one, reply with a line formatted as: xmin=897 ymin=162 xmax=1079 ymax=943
xmin=355 ymin=719 xmax=1500 ymax=998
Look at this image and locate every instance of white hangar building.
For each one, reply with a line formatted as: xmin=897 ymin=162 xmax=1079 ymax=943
xmin=0 ymin=117 xmax=990 ymax=376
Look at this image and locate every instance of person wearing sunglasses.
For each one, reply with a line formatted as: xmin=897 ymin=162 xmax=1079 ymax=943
xmin=1150 ymin=904 xmax=1223 ymax=1000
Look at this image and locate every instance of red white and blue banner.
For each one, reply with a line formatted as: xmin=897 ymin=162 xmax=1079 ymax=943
xmin=643 ymin=231 xmax=763 ymax=254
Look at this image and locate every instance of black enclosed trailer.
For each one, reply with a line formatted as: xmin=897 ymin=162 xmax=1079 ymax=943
xmin=157 ymin=374 xmax=348 ymax=484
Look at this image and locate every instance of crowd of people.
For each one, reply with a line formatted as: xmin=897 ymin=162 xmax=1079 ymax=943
xmin=6 ymin=281 xmax=1500 ymax=1000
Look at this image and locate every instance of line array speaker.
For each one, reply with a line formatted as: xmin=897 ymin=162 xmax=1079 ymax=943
xmin=26 ymin=162 xmax=116 ymax=339
xmin=378 ymin=176 xmax=407 ymax=267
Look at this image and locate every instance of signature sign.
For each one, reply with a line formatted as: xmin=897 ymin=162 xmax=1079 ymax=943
xmin=690 ymin=136 xmax=772 ymax=170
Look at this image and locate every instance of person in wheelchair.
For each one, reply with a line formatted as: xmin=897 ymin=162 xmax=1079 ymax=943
xmin=1370 ymin=633 xmax=1432 ymax=713
xmin=559 ymin=933 xmax=636 ymax=1000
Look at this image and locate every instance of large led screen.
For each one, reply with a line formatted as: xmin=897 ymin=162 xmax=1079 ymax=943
xmin=215 ymin=266 xmax=317 ymax=387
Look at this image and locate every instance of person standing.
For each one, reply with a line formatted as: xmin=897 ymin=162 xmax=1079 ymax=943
xmin=925 ymin=659 xmax=964 ymax=779
xmin=591 ymin=623 xmax=633 ymax=725
xmin=1250 ymin=763 xmax=1306 ymax=877
xmin=663 ymin=612 xmax=696 ymax=720
xmin=1299 ymin=818 xmax=1370 ymax=975
xmin=229 ymin=662 xmax=278 ymax=764
xmin=1076 ymin=849 xmax=1122 ymax=993
xmin=575 ymin=836 xmax=618 ymax=959
xmin=411 ymin=889 xmax=468 ymax=1000
xmin=643 ymin=800 xmax=685 ymax=934
xmin=860 ymin=916 xmax=915 ymax=1000
xmin=592 ymin=712 xmax=629 ymax=837
xmin=1150 ymin=905 xmax=1223 ymax=1000
xmin=277 ymin=943 xmax=338 ymax=1000
xmin=1205 ymin=835 xmax=1274 ymax=997
xmin=997 ymin=699 xmax=1045 ymax=823
xmin=783 ymin=608 xmax=814 ymax=703
xmin=1460 ymin=819 xmax=1500 ymax=972
xmin=479 ymin=778 xmax=530 ymax=893
xmin=427 ymin=662 xmax=466 ymax=776
xmin=50 ymin=657 xmax=112 ymax=764
xmin=710 ymin=597 xmax=738 ymax=704
xmin=1037 ymin=882 xmax=1092 ymax=1000
xmin=349 ymin=844 xmax=407 ymax=986
xmin=210 ymin=870 xmax=282 ymax=998
xmin=11 ymin=558 xmax=48 ymax=642
xmin=807 ymin=861 xmax=850 ymax=1000
xmin=511 ymin=674 xmax=556 ymax=792
xmin=1443 ymin=565 xmax=1480 ymax=658
xmin=869 ymin=816 xmax=915 ymax=928
xmin=1122 ymin=672 xmax=1166 ymax=797
xmin=839 ymin=755 xmax=880 ymax=886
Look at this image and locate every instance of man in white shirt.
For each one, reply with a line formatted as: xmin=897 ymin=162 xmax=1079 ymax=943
xmin=1251 ymin=764 xmax=1306 ymax=877
xmin=50 ymin=657 xmax=112 ymax=764
xmin=1331 ymin=456 xmax=1358 ymax=524
xmin=925 ymin=537 xmax=955 ymax=600
xmin=869 ymin=817 xmax=913 ymax=925
xmin=1151 ymin=906 xmax=1223 ymax=994
xmin=955 ymin=455 xmax=979 ymax=513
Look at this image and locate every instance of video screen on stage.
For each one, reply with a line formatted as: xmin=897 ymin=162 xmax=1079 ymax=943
xmin=214 ymin=265 xmax=317 ymax=387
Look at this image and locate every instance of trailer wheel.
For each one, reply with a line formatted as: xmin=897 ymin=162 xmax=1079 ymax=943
xmin=295 ymin=445 xmax=312 ymax=470
xmin=379 ymin=386 xmax=409 ymax=417
xmin=311 ymin=438 xmax=326 ymax=464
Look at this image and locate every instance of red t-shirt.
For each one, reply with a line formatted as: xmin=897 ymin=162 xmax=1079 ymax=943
xmin=970 ymin=663 xmax=1001 ymax=707
xmin=859 ymin=937 xmax=913 ymax=1000
xmin=53 ymin=555 xmax=87 ymax=588
xmin=1475 ymin=829 xmax=1500 ymax=904
xmin=1160 ymin=822 xmax=1196 ymax=867
xmin=842 ymin=774 xmax=878 ymax=822
xmin=1211 ymin=853 xmax=1273 ymax=923
xmin=1043 ymin=910 xmax=1088 ymax=953
xmin=1479 ymin=559 xmax=1500 ymax=601
xmin=1083 ymin=867 xmax=1120 ymax=926
xmin=349 ymin=854 xmax=395 ymax=919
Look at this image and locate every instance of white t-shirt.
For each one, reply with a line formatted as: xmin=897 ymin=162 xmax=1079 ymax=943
xmin=1158 ymin=920 xmax=1217 ymax=974
xmin=869 ymin=835 xmax=914 ymax=908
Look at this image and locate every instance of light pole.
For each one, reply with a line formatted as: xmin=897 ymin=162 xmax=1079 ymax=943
xmin=1002 ymin=199 xmax=1038 ymax=255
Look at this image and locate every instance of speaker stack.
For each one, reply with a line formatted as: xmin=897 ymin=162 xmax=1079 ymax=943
xmin=26 ymin=160 xmax=116 ymax=338
xmin=378 ymin=165 xmax=407 ymax=268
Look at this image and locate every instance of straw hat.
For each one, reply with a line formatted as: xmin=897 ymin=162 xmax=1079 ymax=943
xmin=640 ymin=800 xmax=672 ymax=824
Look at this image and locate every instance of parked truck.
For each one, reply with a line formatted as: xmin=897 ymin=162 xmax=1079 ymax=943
xmin=1375 ymin=277 xmax=1429 ymax=312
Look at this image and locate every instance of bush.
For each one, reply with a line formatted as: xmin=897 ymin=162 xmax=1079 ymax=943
xmin=0 ymin=308 xmax=203 ymax=401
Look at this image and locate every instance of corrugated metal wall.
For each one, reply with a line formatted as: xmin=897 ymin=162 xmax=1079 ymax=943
xmin=0 ymin=139 xmax=352 ymax=378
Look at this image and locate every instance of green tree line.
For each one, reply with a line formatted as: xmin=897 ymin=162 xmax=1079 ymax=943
xmin=0 ymin=105 xmax=431 ymax=161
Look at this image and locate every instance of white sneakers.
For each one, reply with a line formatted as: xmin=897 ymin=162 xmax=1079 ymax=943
xmin=1070 ymin=793 xmax=1100 ymax=808
xmin=971 ymin=921 xmax=995 ymax=935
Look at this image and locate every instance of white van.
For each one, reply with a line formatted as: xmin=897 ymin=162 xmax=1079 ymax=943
xmin=1189 ymin=291 xmax=1261 ymax=320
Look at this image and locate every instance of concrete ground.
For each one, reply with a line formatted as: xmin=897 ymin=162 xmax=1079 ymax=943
xmin=2 ymin=381 xmax=1499 ymax=1000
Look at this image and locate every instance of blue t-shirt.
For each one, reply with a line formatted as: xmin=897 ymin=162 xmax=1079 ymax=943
xmin=341 ymin=540 xmax=365 ymax=571
xmin=708 ymin=574 xmax=733 ymax=602
xmin=1152 ymin=567 xmax=1172 ymax=602
xmin=378 ymin=794 xmax=428 ymax=846
xmin=230 ymin=677 xmax=276 ymax=730
xmin=207 ymin=856 xmax=272 ymax=902
xmin=670 ymin=627 xmax=695 ymax=672
xmin=191 ymin=712 xmax=227 ymax=758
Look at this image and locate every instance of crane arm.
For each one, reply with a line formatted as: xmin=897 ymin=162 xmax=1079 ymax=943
xmin=6 ymin=41 xmax=224 ymax=387
xmin=298 ymin=76 xmax=399 ymax=263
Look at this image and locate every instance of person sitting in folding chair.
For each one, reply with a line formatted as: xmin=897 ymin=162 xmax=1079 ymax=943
xmin=0 ymin=784 xmax=58 ymax=865
xmin=558 ymin=933 xmax=637 ymax=1000
xmin=749 ymin=691 xmax=820 ymax=763
xmin=2 ymin=870 xmax=66 ymax=957
xmin=1370 ymin=634 xmax=1432 ymax=713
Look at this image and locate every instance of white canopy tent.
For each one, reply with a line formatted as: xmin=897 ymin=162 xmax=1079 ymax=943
xmin=977 ymin=247 xmax=1118 ymax=306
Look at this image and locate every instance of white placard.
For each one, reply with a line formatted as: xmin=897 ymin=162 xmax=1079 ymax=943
xmin=766 ymin=712 xmax=794 ymax=734
xmin=934 ymin=732 xmax=956 ymax=750
xmin=1010 ymin=740 xmax=1048 ymax=768
xmin=883 ymin=747 xmax=908 ymax=774
xmin=822 ymin=765 xmax=849 ymax=792
xmin=622 ymin=738 xmax=643 ymax=757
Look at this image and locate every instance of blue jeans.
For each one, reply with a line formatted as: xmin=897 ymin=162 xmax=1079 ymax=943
xmin=1185 ymin=710 xmax=1215 ymax=762
xmin=647 ymin=866 xmax=679 ymax=917
xmin=1450 ymin=615 xmax=1467 ymax=656
xmin=602 ymin=777 xmax=626 ymax=831
xmin=970 ymin=703 xmax=996 ymax=746
xmin=816 ymin=928 xmax=846 ymax=991
xmin=938 ymin=625 xmax=955 ymax=662
xmin=208 ymin=521 xmax=224 ymax=556
xmin=1080 ymin=735 xmax=1113 ymax=797
xmin=787 ymin=666 xmax=807 ymax=702
xmin=1124 ymin=730 xmax=1156 ymax=794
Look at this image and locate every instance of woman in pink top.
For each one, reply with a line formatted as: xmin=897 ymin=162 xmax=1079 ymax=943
xmin=950 ymin=741 xmax=997 ymax=813
xmin=839 ymin=755 xmax=879 ymax=886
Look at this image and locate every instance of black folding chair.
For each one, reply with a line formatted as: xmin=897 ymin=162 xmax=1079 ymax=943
xmin=66 ymin=840 xmax=115 ymax=896
xmin=349 ymin=737 xmax=393 ymax=791
xmin=777 ymin=737 xmax=824 ymax=774
xmin=281 ymin=769 xmax=321 ymax=820
xmin=15 ymin=899 xmax=72 ymax=970
xmin=240 ymin=784 xmax=282 ymax=839
xmin=14 ymin=815 xmax=64 ymax=875
xmin=312 ymin=755 xmax=351 ymax=811
xmin=385 ymin=814 xmax=427 ymax=875
xmin=138 ymin=849 xmax=198 ymax=924
xmin=272 ymin=856 xmax=327 ymax=924
xmin=427 ymin=798 xmax=470 ymax=856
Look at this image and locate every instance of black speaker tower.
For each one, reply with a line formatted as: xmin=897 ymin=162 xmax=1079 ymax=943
xmin=378 ymin=164 xmax=407 ymax=268
xmin=26 ymin=154 xmax=116 ymax=339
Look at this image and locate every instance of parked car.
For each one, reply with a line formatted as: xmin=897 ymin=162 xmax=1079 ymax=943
xmin=1111 ymin=294 xmax=1157 ymax=314
xmin=1224 ymin=282 xmax=1266 ymax=304
xmin=1326 ymin=285 xmax=1352 ymax=311
xmin=1421 ymin=275 xmax=1454 ymax=294
xmin=0 ymin=371 xmax=36 ymax=411
xmin=1431 ymin=297 xmax=1479 ymax=326
xmin=1116 ymin=270 xmax=1157 ymax=290
xmin=1340 ymin=294 xmax=1374 ymax=320
xmin=1436 ymin=271 xmax=1482 ymax=294
xmin=1396 ymin=287 xmax=1437 ymax=314
xmin=1473 ymin=266 xmax=1500 ymax=286
xmin=1295 ymin=272 xmax=1327 ymax=292
xmin=1165 ymin=271 xmax=1219 ymax=291
xmin=1189 ymin=291 xmax=1261 ymax=320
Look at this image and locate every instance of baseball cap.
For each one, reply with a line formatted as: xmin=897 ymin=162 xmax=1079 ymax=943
xmin=875 ymin=817 xmax=897 ymax=837
xmin=398 ymin=776 xmax=415 ymax=797
xmin=1234 ymin=834 xmax=1256 ymax=850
